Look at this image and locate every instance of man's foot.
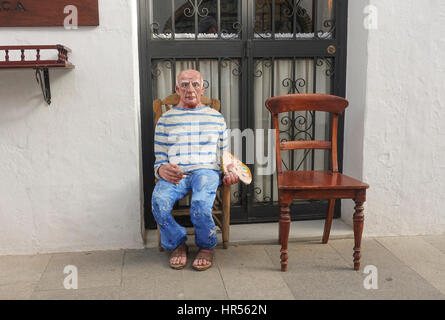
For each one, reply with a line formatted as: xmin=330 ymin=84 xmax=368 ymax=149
xmin=192 ymin=249 xmax=214 ymax=271
xmin=170 ymin=243 xmax=188 ymax=270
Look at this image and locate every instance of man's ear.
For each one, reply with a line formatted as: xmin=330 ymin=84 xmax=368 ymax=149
xmin=175 ymin=85 xmax=180 ymax=94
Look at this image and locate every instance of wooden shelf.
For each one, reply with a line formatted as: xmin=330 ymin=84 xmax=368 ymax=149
xmin=0 ymin=45 xmax=74 ymax=69
xmin=0 ymin=45 xmax=74 ymax=105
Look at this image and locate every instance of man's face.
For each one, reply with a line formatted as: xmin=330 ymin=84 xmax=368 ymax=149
xmin=175 ymin=70 xmax=204 ymax=108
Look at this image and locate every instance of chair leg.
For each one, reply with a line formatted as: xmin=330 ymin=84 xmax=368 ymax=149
xmin=322 ymin=199 xmax=336 ymax=244
xmin=279 ymin=203 xmax=291 ymax=272
xmin=156 ymin=226 xmax=164 ymax=252
xmin=222 ymin=185 xmax=231 ymax=249
xmin=353 ymin=200 xmax=365 ymax=270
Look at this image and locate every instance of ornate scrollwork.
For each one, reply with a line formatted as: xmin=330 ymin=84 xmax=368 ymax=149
xmin=316 ymin=19 xmax=336 ymax=39
xmin=279 ymin=104 xmax=316 ymax=171
xmin=254 ymin=59 xmax=272 ymax=78
xmin=253 ymin=187 xmax=271 ymax=203
xmin=284 ymin=0 xmax=307 ymax=18
xmin=150 ymin=22 xmax=172 ymax=40
xmin=316 ymin=58 xmax=335 ymax=78
xmin=232 ymin=190 xmax=242 ymax=204
xmin=279 ymin=112 xmax=315 ymax=140
xmin=184 ymin=0 xmax=209 ymax=18
xmin=151 ymin=59 xmax=174 ymax=78
xmin=282 ymin=77 xmax=306 ymax=94
xmin=221 ymin=22 xmax=242 ymax=39
xmin=221 ymin=58 xmax=241 ymax=77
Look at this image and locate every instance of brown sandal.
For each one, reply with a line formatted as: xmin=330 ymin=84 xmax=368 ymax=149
xmin=192 ymin=249 xmax=214 ymax=271
xmin=169 ymin=243 xmax=188 ymax=270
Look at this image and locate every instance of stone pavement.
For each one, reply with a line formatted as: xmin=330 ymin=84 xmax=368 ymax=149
xmin=1 ymin=222 xmax=444 ymax=300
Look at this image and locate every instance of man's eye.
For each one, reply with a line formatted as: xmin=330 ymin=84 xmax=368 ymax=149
xmin=192 ymin=82 xmax=200 ymax=88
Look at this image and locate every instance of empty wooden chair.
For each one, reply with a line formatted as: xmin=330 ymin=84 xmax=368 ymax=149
xmin=265 ymin=93 xmax=369 ymax=272
xmin=153 ymin=93 xmax=231 ymax=250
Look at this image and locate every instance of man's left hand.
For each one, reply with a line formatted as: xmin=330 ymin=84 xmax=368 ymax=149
xmin=223 ymin=172 xmax=239 ymax=185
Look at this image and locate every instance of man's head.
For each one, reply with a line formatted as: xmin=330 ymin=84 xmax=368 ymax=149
xmin=175 ymin=69 xmax=205 ymax=109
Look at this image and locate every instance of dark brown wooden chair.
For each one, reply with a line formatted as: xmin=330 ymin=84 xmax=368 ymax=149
xmin=265 ymin=93 xmax=369 ymax=272
xmin=153 ymin=93 xmax=231 ymax=250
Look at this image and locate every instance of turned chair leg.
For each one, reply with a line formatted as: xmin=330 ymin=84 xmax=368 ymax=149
xmin=222 ymin=185 xmax=231 ymax=249
xmin=353 ymin=200 xmax=365 ymax=270
xmin=279 ymin=204 xmax=291 ymax=272
xmin=322 ymin=199 xmax=336 ymax=244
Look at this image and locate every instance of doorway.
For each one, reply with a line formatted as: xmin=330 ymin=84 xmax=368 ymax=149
xmin=138 ymin=0 xmax=348 ymax=228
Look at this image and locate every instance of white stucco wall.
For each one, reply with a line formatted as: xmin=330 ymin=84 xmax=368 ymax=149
xmin=342 ymin=0 xmax=369 ymax=228
xmin=0 ymin=0 xmax=143 ymax=255
xmin=343 ymin=0 xmax=445 ymax=236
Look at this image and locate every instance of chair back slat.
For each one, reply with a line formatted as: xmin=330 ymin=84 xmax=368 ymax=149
xmin=266 ymin=94 xmax=347 ymax=174
xmin=280 ymin=140 xmax=332 ymax=150
xmin=265 ymin=93 xmax=348 ymax=115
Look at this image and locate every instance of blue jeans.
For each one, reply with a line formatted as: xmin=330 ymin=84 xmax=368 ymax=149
xmin=151 ymin=169 xmax=221 ymax=251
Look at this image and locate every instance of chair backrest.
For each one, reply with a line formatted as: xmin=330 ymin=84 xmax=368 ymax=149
xmin=153 ymin=93 xmax=221 ymax=125
xmin=265 ymin=93 xmax=349 ymax=174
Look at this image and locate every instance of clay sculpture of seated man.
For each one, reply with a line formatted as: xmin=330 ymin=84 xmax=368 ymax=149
xmin=151 ymin=69 xmax=239 ymax=271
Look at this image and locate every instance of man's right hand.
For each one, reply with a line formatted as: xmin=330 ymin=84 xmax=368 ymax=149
xmin=158 ymin=163 xmax=185 ymax=184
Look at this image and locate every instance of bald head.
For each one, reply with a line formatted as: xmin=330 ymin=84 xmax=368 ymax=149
xmin=177 ymin=70 xmax=203 ymax=88
xmin=175 ymin=69 xmax=205 ymax=109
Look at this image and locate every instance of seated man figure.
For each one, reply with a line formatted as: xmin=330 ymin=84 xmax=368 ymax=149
xmin=152 ymin=69 xmax=239 ymax=271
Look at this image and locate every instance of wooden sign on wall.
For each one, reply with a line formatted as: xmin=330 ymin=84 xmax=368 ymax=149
xmin=0 ymin=0 xmax=99 ymax=27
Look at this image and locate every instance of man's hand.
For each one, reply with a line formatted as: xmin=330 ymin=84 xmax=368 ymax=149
xmin=158 ymin=163 xmax=185 ymax=184
xmin=223 ymin=164 xmax=239 ymax=185
xmin=223 ymin=172 xmax=239 ymax=185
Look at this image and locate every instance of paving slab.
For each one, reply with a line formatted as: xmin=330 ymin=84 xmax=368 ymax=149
xmin=120 ymin=248 xmax=185 ymax=300
xmin=31 ymin=286 xmax=121 ymax=300
xmin=0 ymin=254 xmax=51 ymax=285
xmin=183 ymin=247 xmax=228 ymax=300
xmin=144 ymin=220 xmax=353 ymax=248
xmin=216 ymin=245 xmax=294 ymax=300
xmin=422 ymin=234 xmax=445 ymax=254
xmin=0 ymin=282 xmax=36 ymax=300
xmin=330 ymin=238 xmax=445 ymax=300
xmin=35 ymin=250 xmax=124 ymax=291
xmin=264 ymin=242 xmax=371 ymax=300
xmin=376 ymin=236 xmax=445 ymax=296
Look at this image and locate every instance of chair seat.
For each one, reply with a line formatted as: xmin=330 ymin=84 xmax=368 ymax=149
xmin=278 ymin=170 xmax=369 ymax=190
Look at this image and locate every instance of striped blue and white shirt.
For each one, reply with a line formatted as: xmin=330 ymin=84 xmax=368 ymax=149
xmin=154 ymin=105 xmax=229 ymax=179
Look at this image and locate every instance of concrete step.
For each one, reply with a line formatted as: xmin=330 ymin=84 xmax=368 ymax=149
xmin=144 ymin=219 xmax=353 ymax=248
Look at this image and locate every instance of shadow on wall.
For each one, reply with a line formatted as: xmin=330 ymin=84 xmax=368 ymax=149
xmin=0 ymin=68 xmax=73 ymax=123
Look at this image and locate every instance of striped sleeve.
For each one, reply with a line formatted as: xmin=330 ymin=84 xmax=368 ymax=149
xmin=154 ymin=116 xmax=168 ymax=179
xmin=218 ymin=118 xmax=229 ymax=169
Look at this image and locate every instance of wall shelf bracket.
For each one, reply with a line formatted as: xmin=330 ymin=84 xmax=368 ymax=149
xmin=35 ymin=67 xmax=51 ymax=105
xmin=0 ymin=45 xmax=74 ymax=106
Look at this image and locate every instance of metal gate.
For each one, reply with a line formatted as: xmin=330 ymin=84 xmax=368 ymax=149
xmin=138 ymin=0 xmax=348 ymax=228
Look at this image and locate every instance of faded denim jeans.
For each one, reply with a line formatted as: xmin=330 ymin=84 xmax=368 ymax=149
xmin=151 ymin=169 xmax=221 ymax=251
